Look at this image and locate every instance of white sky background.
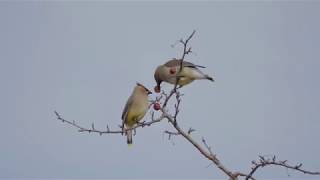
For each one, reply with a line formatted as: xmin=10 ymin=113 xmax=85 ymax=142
xmin=0 ymin=1 xmax=319 ymax=179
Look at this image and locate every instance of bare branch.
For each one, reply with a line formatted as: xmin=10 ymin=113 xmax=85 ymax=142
xmin=173 ymin=90 xmax=183 ymax=125
xmin=163 ymin=127 xmax=195 ymax=140
xmin=54 ymin=110 xmax=164 ymax=135
xmin=188 ymin=127 xmax=196 ymax=134
xmin=245 ymin=155 xmax=320 ymax=180
xmin=163 ymin=130 xmax=180 ymax=140
xmin=157 ymin=104 xmax=237 ymax=179
xmin=163 ymin=30 xmax=196 ymax=108
xmin=162 ymin=87 xmax=177 ymax=108
xmin=201 ymin=137 xmax=214 ymax=157
xmin=180 ymin=30 xmax=196 ymax=60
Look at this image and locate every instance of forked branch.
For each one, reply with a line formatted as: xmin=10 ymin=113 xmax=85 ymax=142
xmin=54 ymin=111 xmax=164 ymax=135
xmin=245 ymin=155 xmax=320 ymax=180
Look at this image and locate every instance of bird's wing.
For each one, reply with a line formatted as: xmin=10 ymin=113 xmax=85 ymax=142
xmin=164 ymin=59 xmax=206 ymax=68
xmin=121 ymin=95 xmax=133 ymax=127
xmin=184 ymin=61 xmax=206 ymax=68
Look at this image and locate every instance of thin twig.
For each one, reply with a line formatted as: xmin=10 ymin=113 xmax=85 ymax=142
xmin=54 ymin=111 xmax=164 ymax=135
xmin=162 ymin=110 xmax=236 ymax=179
xmin=163 ymin=127 xmax=195 ymax=140
xmin=180 ymin=30 xmax=196 ymax=60
xmin=245 ymin=155 xmax=320 ymax=180
xmin=163 ymin=30 xmax=196 ymax=109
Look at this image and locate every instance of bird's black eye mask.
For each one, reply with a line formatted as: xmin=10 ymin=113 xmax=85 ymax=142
xmin=136 ymin=82 xmax=152 ymax=94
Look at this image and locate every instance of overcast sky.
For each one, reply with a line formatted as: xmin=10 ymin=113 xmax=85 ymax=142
xmin=0 ymin=1 xmax=320 ymax=179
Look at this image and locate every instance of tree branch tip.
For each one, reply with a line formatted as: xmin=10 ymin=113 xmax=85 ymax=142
xmin=187 ymin=128 xmax=195 ymax=134
xmin=201 ymin=137 xmax=206 ymax=143
xmin=282 ymin=160 xmax=288 ymax=164
xmin=54 ymin=111 xmax=62 ymax=119
xmin=259 ymin=155 xmax=265 ymax=160
xmin=296 ymin=163 xmax=303 ymax=169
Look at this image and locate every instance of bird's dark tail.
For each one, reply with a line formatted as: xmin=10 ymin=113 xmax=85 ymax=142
xmin=127 ymin=129 xmax=133 ymax=146
xmin=205 ymin=75 xmax=214 ymax=82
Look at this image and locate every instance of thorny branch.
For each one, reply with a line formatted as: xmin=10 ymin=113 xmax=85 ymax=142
xmin=245 ymin=155 xmax=320 ymax=180
xmin=162 ymin=30 xmax=196 ymax=108
xmin=160 ymin=97 xmax=236 ymax=179
xmin=180 ymin=29 xmax=196 ymax=60
xmin=163 ymin=127 xmax=195 ymax=140
xmin=54 ymin=30 xmax=320 ymax=179
xmin=54 ymin=111 xmax=164 ymax=135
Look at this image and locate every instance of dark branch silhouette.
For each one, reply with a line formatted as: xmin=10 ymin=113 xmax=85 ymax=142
xmin=54 ymin=110 xmax=164 ymax=135
xmin=54 ymin=30 xmax=320 ymax=180
xmin=245 ymin=155 xmax=320 ymax=180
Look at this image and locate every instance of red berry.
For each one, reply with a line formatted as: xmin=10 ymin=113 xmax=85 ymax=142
xmin=170 ymin=68 xmax=176 ymax=74
xmin=153 ymin=102 xmax=161 ymax=111
xmin=154 ymin=86 xmax=161 ymax=93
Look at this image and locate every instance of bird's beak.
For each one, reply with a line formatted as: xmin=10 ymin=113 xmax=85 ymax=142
xmin=148 ymin=91 xmax=152 ymax=95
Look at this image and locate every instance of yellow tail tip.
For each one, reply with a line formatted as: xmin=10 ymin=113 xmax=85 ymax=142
xmin=127 ymin=143 xmax=133 ymax=148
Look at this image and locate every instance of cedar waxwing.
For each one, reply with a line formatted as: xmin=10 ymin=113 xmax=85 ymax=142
xmin=121 ymin=83 xmax=152 ymax=145
xmin=154 ymin=59 xmax=214 ymax=92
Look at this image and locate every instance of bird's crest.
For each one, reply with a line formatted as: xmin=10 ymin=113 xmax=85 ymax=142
xmin=136 ymin=82 xmax=152 ymax=94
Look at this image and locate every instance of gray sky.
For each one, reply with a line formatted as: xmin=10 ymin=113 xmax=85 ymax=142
xmin=0 ymin=1 xmax=320 ymax=179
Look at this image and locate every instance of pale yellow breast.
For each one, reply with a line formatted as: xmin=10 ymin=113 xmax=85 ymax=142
xmin=177 ymin=67 xmax=196 ymax=86
xmin=177 ymin=77 xmax=194 ymax=86
xmin=125 ymin=95 xmax=148 ymax=127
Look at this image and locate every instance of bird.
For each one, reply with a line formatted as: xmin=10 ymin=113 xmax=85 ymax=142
xmin=154 ymin=59 xmax=214 ymax=92
xmin=121 ymin=83 xmax=152 ymax=145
